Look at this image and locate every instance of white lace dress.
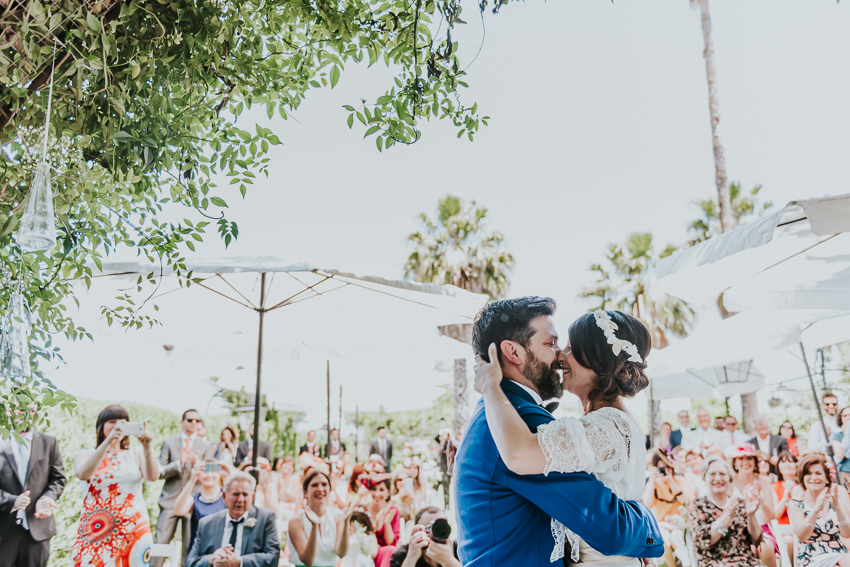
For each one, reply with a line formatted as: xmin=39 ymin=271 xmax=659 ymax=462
xmin=537 ymin=406 xmax=646 ymax=566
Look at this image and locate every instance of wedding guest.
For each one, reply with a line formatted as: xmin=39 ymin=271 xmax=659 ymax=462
xmin=274 ymin=456 xmax=302 ymax=520
xmin=391 ymin=472 xmax=416 ymax=522
xmin=299 ymin=430 xmax=323 ymax=458
xmin=365 ymin=475 xmax=400 ymax=567
xmin=684 ymin=450 xmax=707 ymax=498
xmin=435 ymin=430 xmax=453 ymax=509
xmin=0 ymin=408 xmax=66 ymax=567
xmin=670 ymin=410 xmax=694 ymax=449
xmin=173 ymin=461 xmax=227 ymax=554
xmin=367 ymin=454 xmax=386 ymax=474
xmin=779 ymin=421 xmax=801 ymax=457
xmin=186 ymin=471 xmax=280 ymax=567
xmin=325 ymin=428 xmax=347 ymax=459
xmin=808 ymin=393 xmax=840 ymax=452
xmin=369 ymin=427 xmax=393 ymax=468
xmin=235 ymin=423 xmax=272 ymax=465
xmin=404 ymin=460 xmax=427 ymax=510
xmin=342 ymin=511 xmax=379 ymax=567
xmin=389 ymin=507 xmax=461 ymax=567
xmin=687 ymin=457 xmax=764 ymax=567
xmin=218 ymin=425 xmax=239 ymax=466
xmin=788 ymin=454 xmax=850 ymax=567
xmin=155 ymin=408 xmax=216 ymax=567
xmin=756 ymin=451 xmax=777 ymax=483
xmin=724 ymin=416 xmax=750 ymax=448
xmin=829 ymin=406 xmax=850 ymax=485
xmin=772 ymin=452 xmax=798 ymax=561
xmin=714 ymin=416 xmax=726 ymax=432
xmin=642 ymin=457 xmax=691 ymax=521
xmin=684 ymin=408 xmax=725 ymax=453
xmin=654 ymin=422 xmax=674 ymax=456
xmin=287 ymin=469 xmax=357 ymax=567
xmin=730 ymin=444 xmax=777 ymax=567
xmin=349 ymin=464 xmax=372 ymax=507
xmin=749 ymin=417 xmax=788 ymax=470
xmin=72 ymin=405 xmax=159 ymax=567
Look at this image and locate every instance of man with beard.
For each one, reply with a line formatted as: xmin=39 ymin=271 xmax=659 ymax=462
xmin=454 ymin=297 xmax=663 ymax=567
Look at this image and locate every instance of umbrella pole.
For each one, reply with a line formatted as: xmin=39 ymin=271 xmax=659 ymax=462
xmin=251 ymin=273 xmax=267 ymax=484
xmin=801 ymin=342 xmax=836 ymax=465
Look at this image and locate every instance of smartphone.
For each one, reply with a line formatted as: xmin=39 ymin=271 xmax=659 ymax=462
xmin=403 ymin=478 xmax=414 ymax=493
xmin=122 ymin=422 xmax=145 ymax=436
xmin=204 ymin=462 xmax=222 ymax=473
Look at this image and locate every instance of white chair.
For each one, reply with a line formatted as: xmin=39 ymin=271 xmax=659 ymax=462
xmin=685 ymin=527 xmax=698 ymax=567
xmin=771 ymin=519 xmax=795 ymax=567
xmin=150 ymin=543 xmax=181 ymax=566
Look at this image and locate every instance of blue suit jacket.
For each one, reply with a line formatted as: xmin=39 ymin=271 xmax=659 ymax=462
xmin=455 ymin=380 xmax=664 ymax=566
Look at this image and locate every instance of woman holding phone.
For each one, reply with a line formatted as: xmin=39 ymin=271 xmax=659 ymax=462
xmin=173 ymin=459 xmax=227 ymax=554
xmin=71 ymin=405 xmax=159 ymax=567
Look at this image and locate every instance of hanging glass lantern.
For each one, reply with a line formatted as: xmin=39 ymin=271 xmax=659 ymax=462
xmin=16 ymin=161 xmax=57 ymax=252
xmin=1 ymin=291 xmax=32 ymax=378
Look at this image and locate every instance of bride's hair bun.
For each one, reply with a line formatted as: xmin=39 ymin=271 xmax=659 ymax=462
xmin=567 ymin=311 xmax=651 ymax=403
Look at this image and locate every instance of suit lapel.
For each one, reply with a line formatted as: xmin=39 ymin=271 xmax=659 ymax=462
xmin=213 ymin=512 xmax=227 ymax=553
xmin=241 ymin=506 xmax=258 ymax=555
xmin=1 ymin=442 xmax=22 ymax=488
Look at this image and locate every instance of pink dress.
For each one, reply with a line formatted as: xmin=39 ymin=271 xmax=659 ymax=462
xmin=373 ymin=505 xmax=400 ymax=567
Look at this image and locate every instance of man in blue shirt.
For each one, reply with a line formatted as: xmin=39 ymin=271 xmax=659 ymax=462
xmin=455 ymin=297 xmax=663 ymax=566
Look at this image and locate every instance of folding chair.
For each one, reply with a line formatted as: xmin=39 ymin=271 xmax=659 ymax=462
xmin=149 ymin=543 xmax=181 ymax=566
xmin=771 ymin=520 xmax=795 ymax=567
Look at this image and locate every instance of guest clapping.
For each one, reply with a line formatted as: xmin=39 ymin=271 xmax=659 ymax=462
xmin=772 ymin=452 xmax=798 ymax=526
xmin=71 ymin=405 xmax=159 ymax=566
xmin=186 ymin=471 xmax=280 ymax=567
xmin=787 ymin=454 xmax=850 ymax=567
xmin=287 ymin=469 xmax=357 ymax=567
xmin=365 ymin=475 xmax=400 ymax=567
xmin=219 ymin=425 xmax=239 ymax=466
xmin=687 ymin=458 xmax=764 ymax=567
xmin=173 ymin=460 xmax=227 ymax=554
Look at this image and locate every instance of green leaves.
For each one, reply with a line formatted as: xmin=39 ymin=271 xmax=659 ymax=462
xmin=210 ymin=197 xmax=228 ymax=208
xmin=85 ymin=12 xmax=101 ymax=32
xmin=330 ymin=66 xmax=341 ymax=88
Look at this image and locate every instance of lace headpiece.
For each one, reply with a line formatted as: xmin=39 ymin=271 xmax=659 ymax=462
xmin=593 ymin=311 xmax=643 ymax=363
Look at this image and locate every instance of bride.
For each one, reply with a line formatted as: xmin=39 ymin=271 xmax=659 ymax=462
xmin=474 ymin=310 xmax=651 ymax=567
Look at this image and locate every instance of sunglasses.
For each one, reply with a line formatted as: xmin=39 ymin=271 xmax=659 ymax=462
xmin=185 ymin=418 xmax=201 ymax=423
xmin=825 ymin=403 xmax=838 ymax=407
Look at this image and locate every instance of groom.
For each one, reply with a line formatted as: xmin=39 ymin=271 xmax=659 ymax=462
xmin=454 ymin=297 xmax=663 ymax=566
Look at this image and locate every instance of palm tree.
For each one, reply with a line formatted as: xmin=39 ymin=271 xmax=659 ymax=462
xmin=692 ymin=0 xmax=733 ymax=233
xmin=406 ymin=196 xmax=514 ymax=435
xmin=582 ymin=232 xmax=695 ymax=438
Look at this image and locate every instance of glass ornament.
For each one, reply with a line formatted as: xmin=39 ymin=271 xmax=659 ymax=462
xmin=1 ymin=291 xmax=32 ymax=378
xmin=17 ymin=161 xmax=57 ymax=252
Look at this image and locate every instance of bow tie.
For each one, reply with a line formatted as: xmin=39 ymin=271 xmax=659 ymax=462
xmin=544 ymin=402 xmax=559 ymax=413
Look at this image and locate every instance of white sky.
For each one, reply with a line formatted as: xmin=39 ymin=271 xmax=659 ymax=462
xmin=50 ymin=0 xmax=850 ymax=428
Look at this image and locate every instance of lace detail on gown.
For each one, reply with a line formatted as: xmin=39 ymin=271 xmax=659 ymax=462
xmin=536 ymin=407 xmax=644 ymax=563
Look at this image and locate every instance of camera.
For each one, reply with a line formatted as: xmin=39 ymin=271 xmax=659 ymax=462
xmin=657 ymin=465 xmax=667 ymax=476
xmin=425 ymin=518 xmax=452 ymax=544
xmin=204 ymin=462 xmax=221 ymax=473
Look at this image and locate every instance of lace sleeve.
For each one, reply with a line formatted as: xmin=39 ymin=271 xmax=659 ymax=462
xmin=536 ymin=408 xmax=631 ymax=479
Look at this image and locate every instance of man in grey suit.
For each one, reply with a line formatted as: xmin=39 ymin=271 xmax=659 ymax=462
xmin=234 ymin=423 xmax=272 ymax=466
xmin=0 ymin=413 xmax=66 ymax=567
xmin=369 ymin=425 xmax=392 ymax=466
xmin=186 ymin=471 xmax=279 ymax=567
xmin=155 ymin=408 xmax=217 ymax=566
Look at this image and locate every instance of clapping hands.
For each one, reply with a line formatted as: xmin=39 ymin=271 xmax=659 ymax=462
xmin=744 ymin=485 xmax=762 ymax=516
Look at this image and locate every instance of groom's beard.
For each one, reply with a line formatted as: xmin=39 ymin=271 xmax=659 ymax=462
xmin=522 ymin=350 xmax=563 ymax=401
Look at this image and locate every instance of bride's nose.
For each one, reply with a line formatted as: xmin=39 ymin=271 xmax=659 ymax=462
xmin=557 ymin=350 xmax=568 ymax=364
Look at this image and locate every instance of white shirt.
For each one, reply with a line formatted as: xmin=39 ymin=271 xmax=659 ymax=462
xmin=511 ymin=380 xmax=543 ymax=406
xmin=180 ymin=432 xmax=197 ymax=449
xmin=808 ymin=415 xmax=839 ymax=451
xmin=755 ymin=435 xmax=772 ymax=455
xmin=684 ymin=426 xmax=723 ymax=452
xmin=12 ymin=431 xmax=33 ymax=529
xmin=221 ymin=510 xmax=249 ymax=560
xmin=725 ymin=429 xmax=749 ymax=447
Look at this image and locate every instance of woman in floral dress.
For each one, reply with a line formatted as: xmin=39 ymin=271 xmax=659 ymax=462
xmin=787 ymin=454 xmax=850 ymax=567
xmin=72 ymin=405 xmax=160 ymax=567
xmin=687 ymin=457 xmax=765 ymax=567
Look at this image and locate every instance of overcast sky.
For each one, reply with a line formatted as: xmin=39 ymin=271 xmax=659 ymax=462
xmin=52 ymin=0 xmax=850 ymax=425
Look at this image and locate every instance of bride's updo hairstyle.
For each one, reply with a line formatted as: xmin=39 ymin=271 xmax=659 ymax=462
xmin=568 ymin=311 xmax=651 ymax=403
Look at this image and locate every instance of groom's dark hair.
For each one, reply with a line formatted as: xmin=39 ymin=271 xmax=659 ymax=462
xmin=472 ymin=297 xmax=556 ymax=364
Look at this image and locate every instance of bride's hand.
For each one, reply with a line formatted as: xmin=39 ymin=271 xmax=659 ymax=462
xmin=474 ymin=343 xmax=503 ymax=394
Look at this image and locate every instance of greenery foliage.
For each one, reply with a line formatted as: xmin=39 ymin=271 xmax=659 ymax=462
xmin=687 ymin=182 xmax=772 ymax=247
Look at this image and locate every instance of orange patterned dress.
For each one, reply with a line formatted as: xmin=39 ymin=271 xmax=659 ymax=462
xmin=72 ymin=448 xmax=153 ymax=567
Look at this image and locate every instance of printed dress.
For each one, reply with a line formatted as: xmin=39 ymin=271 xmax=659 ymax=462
xmin=687 ymin=497 xmax=764 ymax=567
xmin=72 ymin=447 xmax=153 ymax=567
xmin=791 ymin=500 xmax=848 ymax=567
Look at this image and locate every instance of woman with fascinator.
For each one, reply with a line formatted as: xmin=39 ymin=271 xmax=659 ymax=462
xmin=474 ymin=310 xmax=651 ymax=567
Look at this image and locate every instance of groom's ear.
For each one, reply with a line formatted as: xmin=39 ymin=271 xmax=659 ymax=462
xmin=500 ymin=341 xmax=524 ymax=367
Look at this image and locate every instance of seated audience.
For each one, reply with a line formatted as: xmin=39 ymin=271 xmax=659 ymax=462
xmin=349 ymin=463 xmax=372 ymax=507
xmin=788 ymin=454 xmax=850 ymax=567
xmin=391 ymin=472 xmax=417 ymax=523
xmin=756 ymin=451 xmax=777 ymax=483
xmin=642 ymin=453 xmax=692 ymax=521
xmin=684 ymin=450 xmax=707 ymax=498
xmin=724 ymin=416 xmax=750 ymax=448
xmin=687 ymin=457 xmax=765 ymax=567
xmin=772 ymin=451 xmax=799 ymax=561
xmin=730 ymin=444 xmax=777 ymax=567
xmin=654 ymin=422 xmax=674 ymax=458
xmin=186 ymin=471 xmax=280 ymax=567
xmin=274 ymin=456 xmax=303 ymax=523
xmin=404 ymin=460 xmax=428 ymax=510
xmin=389 ymin=506 xmax=461 ymax=567
xmin=287 ymin=469 xmax=357 ymax=567
xmin=173 ymin=461 xmax=227 ymax=555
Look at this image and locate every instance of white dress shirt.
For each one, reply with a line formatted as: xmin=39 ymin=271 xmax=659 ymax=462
xmin=511 ymin=381 xmax=544 ymax=406
xmin=725 ymin=429 xmax=750 ymax=447
xmin=684 ymin=426 xmax=724 ymax=452
xmin=808 ymin=415 xmax=839 ymax=452
xmin=755 ymin=435 xmax=772 ymax=455
xmin=12 ymin=430 xmax=33 ymax=529
xmin=221 ymin=510 xmax=249 ymax=561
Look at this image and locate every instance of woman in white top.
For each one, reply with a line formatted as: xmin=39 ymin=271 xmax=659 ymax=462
xmin=288 ymin=469 xmax=357 ymax=567
xmin=71 ymin=405 xmax=159 ymax=567
xmin=474 ymin=310 xmax=651 ymax=566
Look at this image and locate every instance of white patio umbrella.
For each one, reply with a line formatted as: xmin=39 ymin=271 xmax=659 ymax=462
xmin=84 ymin=256 xmax=487 ymax=472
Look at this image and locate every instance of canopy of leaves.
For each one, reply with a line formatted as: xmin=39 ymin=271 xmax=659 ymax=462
xmin=581 ymin=232 xmax=694 ymax=349
xmin=687 ymin=182 xmax=773 ymax=247
xmin=0 ymin=0 xmax=501 ymax=437
xmin=405 ymin=195 xmax=513 ymax=299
